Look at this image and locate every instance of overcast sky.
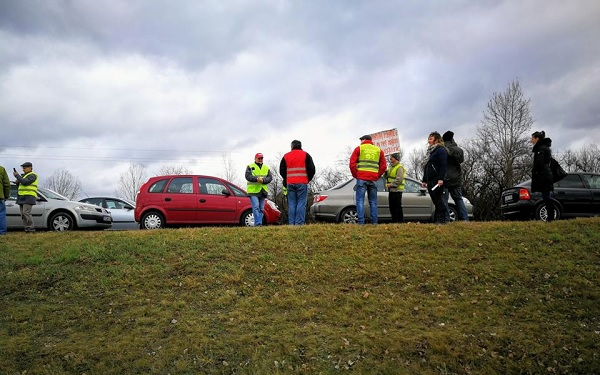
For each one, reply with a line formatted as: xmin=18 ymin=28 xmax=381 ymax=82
xmin=1 ymin=0 xmax=599 ymax=197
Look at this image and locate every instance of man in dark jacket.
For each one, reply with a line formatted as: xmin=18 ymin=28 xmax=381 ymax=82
xmin=442 ymin=131 xmax=469 ymax=221
xmin=279 ymin=140 xmax=316 ymax=225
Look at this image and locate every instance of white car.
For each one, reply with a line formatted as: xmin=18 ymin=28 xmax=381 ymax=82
xmin=79 ymin=197 xmax=138 ymax=230
xmin=6 ymin=184 xmax=113 ymax=231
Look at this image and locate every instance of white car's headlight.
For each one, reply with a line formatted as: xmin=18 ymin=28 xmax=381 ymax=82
xmin=74 ymin=205 xmax=97 ymax=212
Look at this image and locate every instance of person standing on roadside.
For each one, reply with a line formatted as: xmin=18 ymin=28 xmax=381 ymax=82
xmin=531 ymin=130 xmax=555 ymax=222
xmin=349 ymin=134 xmax=387 ymax=224
xmin=421 ymin=132 xmax=448 ymax=224
xmin=245 ymin=153 xmax=273 ymax=227
xmin=13 ymin=162 xmax=38 ymax=232
xmin=442 ymin=131 xmax=469 ymax=222
xmin=0 ymin=164 xmax=10 ymax=235
xmin=279 ymin=140 xmax=316 ymax=225
xmin=384 ymin=153 xmax=406 ymax=223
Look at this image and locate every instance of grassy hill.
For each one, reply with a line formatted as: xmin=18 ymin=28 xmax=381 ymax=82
xmin=1 ymin=219 xmax=599 ymax=374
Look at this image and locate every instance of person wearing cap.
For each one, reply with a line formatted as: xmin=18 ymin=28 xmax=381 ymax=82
xmin=13 ymin=162 xmax=39 ymax=232
xmin=442 ymin=131 xmax=469 ymax=221
xmin=421 ymin=132 xmax=448 ymax=224
xmin=279 ymin=140 xmax=316 ymax=225
xmin=349 ymin=134 xmax=387 ymax=224
xmin=384 ymin=152 xmax=406 ymax=223
xmin=245 ymin=153 xmax=273 ymax=226
xmin=0 ymin=164 xmax=10 ymax=235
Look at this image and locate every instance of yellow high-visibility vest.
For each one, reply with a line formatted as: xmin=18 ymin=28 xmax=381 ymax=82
xmin=247 ymin=163 xmax=269 ymax=194
xmin=17 ymin=172 xmax=38 ymax=197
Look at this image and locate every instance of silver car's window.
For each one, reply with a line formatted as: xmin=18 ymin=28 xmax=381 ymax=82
xmin=404 ymin=179 xmax=421 ymax=193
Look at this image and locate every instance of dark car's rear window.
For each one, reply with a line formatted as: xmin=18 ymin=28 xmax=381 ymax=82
xmin=556 ymin=174 xmax=584 ymax=189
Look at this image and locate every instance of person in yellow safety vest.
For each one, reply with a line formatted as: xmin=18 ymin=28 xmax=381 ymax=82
xmin=385 ymin=153 xmax=406 ymax=223
xmin=13 ymin=161 xmax=38 ymax=233
xmin=349 ymin=134 xmax=387 ymax=224
xmin=245 ymin=153 xmax=273 ymax=227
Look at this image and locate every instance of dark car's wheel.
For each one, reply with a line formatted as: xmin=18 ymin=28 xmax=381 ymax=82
xmin=141 ymin=211 xmax=165 ymax=229
xmin=339 ymin=207 xmax=358 ymax=224
xmin=49 ymin=211 xmax=75 ymax=231
xmin=535 ymin=203 xmax=561 ymax=222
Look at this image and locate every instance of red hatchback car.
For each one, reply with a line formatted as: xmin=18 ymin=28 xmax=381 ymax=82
xmin=135 ymin=175 xmax=281 ymax=229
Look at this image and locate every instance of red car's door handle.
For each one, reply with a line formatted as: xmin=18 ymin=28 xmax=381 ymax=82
xmin=165 ymin=197 xmax=171 ymax=201
xmin=199 ymin=199 xmax=206 ymax=203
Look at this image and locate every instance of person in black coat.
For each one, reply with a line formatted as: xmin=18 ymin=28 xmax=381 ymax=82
xmin=531 ymin=130 xmax=555 ymax=222
xmin=421 ymin=131 xmax=448 ymax=224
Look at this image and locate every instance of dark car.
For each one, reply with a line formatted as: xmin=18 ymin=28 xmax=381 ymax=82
xmin=134 ymin=175 xmax=281 ymax=229
xmin=310 ymin=176 xmax=474 ymax=223
xmin=500 ymin=173 xmax=600 ymax=221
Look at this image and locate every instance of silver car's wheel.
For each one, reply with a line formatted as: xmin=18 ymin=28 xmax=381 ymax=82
xmin=448 ymin=206 xmax=457 ymax=222
xmin=49 ymin=212 xmax=75 ymax=231
xmin=339 ymin=207 xmax=358 ymax=224
xmin=141 ymin=212 xmax=164 ymax=229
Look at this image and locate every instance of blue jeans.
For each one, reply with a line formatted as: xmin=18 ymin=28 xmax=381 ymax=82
xmin=0 ymin=200 xmax=6 ymax=234
xmin=355 ymin=179 xmax=378 ymax=224
xmin=249 ymin=195 xmax=265 ymax=226
xmin=286 ymin=183 xmax=308 ymax=225
xmin=443 ymin=186 xmax=468 ymax=221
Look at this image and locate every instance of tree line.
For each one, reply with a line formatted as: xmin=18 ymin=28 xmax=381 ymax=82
xmin=42 ymin=79 xmax=598 ymax=221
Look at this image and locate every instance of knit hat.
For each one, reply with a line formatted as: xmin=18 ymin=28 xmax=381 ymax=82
xmin=390 ymin=153 xmax=400 ymax=161
xmin=359 ymin=134 xmax=372 ymax=141
xmin=442 ymin=131 xmax=454 ymax=142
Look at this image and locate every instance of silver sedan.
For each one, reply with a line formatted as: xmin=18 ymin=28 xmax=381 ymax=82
xmin=310 ymin=177 xmax=474 ymax=223
xmin=6 ymin=184 xmax=112 ymax=231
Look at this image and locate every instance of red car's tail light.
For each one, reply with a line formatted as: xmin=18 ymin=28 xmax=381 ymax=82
xmin=313 ymin=194 xmax=328 ymax=203
xmin=519 ymin=188 xmax=531 ymax=200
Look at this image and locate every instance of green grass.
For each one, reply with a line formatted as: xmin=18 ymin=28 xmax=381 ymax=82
xmin=1 ymin=219 xmax=599 ymax=374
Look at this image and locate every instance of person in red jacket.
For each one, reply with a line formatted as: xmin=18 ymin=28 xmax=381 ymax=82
xmin=349 ymin=135 xmax=387 ymax=224
xmin=279 ymin=140 xmax=316 ymax=225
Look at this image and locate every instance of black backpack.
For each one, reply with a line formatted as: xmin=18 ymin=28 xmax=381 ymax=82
xmin=550 ymin=158 xmax=567 ymax=183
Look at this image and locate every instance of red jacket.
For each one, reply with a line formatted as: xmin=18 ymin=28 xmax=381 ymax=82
xmin=349 ymin=140 xmax=387 ymax=181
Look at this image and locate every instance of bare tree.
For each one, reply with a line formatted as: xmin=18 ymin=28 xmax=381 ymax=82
xmin=115 ymin=163 xmax=148 ymax=201
xmin=406 ymin=148 xmax=428 ymax=179
xmin=219 ymin=153 xmax=241 ymax=185
xmin=463 ymin=79 xmax=533 ymax=220
xmin=311 ymin=166 xmax=351 ymax=192
xmin=44 ymin=168 xmax=83 ymax=200
xmin=157 ymin=165 xmax=192 ymax=176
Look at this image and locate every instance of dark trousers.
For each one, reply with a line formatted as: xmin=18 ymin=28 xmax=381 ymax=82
xmin=388 ymin=192 xmax=404 ymax=223
xmin=428 ymin=183 xmax=448 ymax=223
